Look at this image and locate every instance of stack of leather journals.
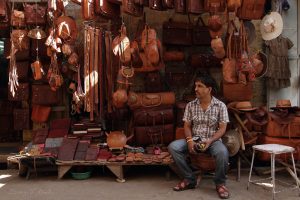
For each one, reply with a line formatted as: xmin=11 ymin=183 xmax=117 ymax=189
xmin=72 ymin=121 xmax=102 ymax=137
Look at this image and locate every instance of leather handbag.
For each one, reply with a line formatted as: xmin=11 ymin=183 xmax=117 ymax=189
xmin=128 ymin=92 xmax=176 ymax=110
xmin=222 ymin=81 xmax=253 ymax=102
xmin=11 ymin=10 xmax=26 ymax=27
xmin=24 ymin=3 xmax=46 ymax=25
xmin=174 ymin=0 xmax=186 ymax=13
xmin=265 ymin=114 xmax=300 ymax=138
xmin=133 ymin=106 xmax=174 ymax=126
xmin=223 ymin=33 xmax=238 ymax=83
xmin=31 ymin=104 xmax=51 ymax=123
xmin=32 ymin=84 xmax=59 ymax=105
xmin=8 ymin=83 xmax=29 ymax=101
xmin=193 ymin=16 xmax=211 ymax=46
xmin=257 ymin=135 xmax=300 ymax=161
xmin=237 ymin=0 xmax=266 ymax=20
xmin=13 ymin=108 xmax=30 ymax=130
xmin=95 ymin=0 xmax=120 ymax=18
xmin=16 ymin=61 xmax=29 ymax=82
xmin=134 ymin=124 xmax=174 ymax=146
xmin=187 ymin=0 xmax=204 ymax=14
xmin=204 ymin=0 xmax=226 ymax=12
xmin=122 ymin=0 xmax=143 ymax=17
xmin=162 ymin=0 xmax=174 ymax=9
xmin=163 ymin=20 xmax=193 ymax=45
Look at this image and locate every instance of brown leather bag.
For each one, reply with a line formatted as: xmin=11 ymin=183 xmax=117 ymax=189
xmin=95 ymin=0 xmax=120 ymax=18
xmin=187 ymin=0 xmax=204 ymax=14
xmin=222 ymin=33 xmax=238 ymax=83
xmin=134 ymin=124 xmax=174 ymax=146
xmin=204 ymin=0 xmax=226 ymax=12
xmin=122 ymin=0 xmax=143 ymax=17
xmin=31 ymin=105 xmax=51 ymax=123
xmin=24 ymin=3 xmax=46 ymax=25
xmin=174 ymin=0 xmax=185 ymax=13
xmin=32 ymin=84 xmax=59 ymax=105
xmin=128 ymin=92 xmax=176 ymax=110
xmin=8 ymin=83 xmax=29 ymax=101
xmin=133 ymin=106 xmax=174 ymax=126
xmin=222 ymin=81 xmax=252 ymax=102
xmin=193 ymin=16 xmax=211 ymax=46
xmin=11 ymin=10 xmax=25 ymax=27
xmin=237 ymin=0 xmax=266 ymax=20
xmin=163 ymin=20 xmax=193 ymax=45
xmin=162 ymin=0 xmax=174 ymax=9
xmin=13 ymin=108 xmax=30 ymax=130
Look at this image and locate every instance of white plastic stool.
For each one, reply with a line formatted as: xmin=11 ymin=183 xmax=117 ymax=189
xmin=247 ymin=144 xmax=300 ymax=200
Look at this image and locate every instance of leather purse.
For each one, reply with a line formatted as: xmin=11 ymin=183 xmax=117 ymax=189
xmin=222 ymin=81 xmax=253 ymax=102
xmin=24 ymin=3 xmax=46 ymax=25
xmin=8 ymin=83 xmax=29 ymax=101
xmin=133 ymin=106 xmax=174 ymax=126
xmin=134 ymin=124 xmax=174 ymax=146
xmin=237 ymin=0 xmax=266 ymax=20
xmin=31 ymin=104 xmax=51 ymax=123
xmin=32 ymin=84 xmax=59 ymax=105
xmin=128 ymin=92 xmax=176 ymax=110
xmin=193 ymin=16 xmax=211 ymax=46
xmin=95 ymin=0 xmax=120 ymax=18
xmin=122 ymin=0 xmax=143 ymax=17
xmin=187 ymin=0 xmax=204 ymax=14
xmin=13 ymin=108 xmax=30 ymax=130
xmin=163 ymin=19 xmax=193 ymax=45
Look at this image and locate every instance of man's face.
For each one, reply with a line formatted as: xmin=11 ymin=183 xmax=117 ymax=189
xmin=195 ymin=81 xmax=211 ymax=99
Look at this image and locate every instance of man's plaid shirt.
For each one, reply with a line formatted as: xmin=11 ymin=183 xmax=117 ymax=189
xmin=183 ymin=97 xmax=229 ymax=141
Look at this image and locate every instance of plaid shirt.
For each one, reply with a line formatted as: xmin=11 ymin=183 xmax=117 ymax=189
xmin=183 ymin=97 xmax=229 ymax=141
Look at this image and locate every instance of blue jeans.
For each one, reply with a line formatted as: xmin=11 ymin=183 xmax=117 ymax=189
xmin=168 ymin=139 xmax=229 ymax=185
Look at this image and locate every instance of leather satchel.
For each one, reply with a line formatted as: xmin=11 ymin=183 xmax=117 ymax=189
xmin=13 ymin=108 xmax=30 ymax=130
xmin=122 ymin=0 xmax=143 ymax=17
xmin=134 ymin=124 xmax=174 ymax=146
xmin=32 ymin=84 xmax=59 ymax=105
xmin=31 ymin=105 xmax=51 ymax=123
xmin=187 ymin=0 xmax=204 ymax=14
xmin=8 ymin=83 xmax=29 ymax=101
xmin=222 ymin=81 xmax=253 ymax=102
xmin=128 ymin=91 xmax=176 ymax=110
xmin=193 ymin=16 xmax=211 ymax=46
xmin=174 ymin=0 xmax=185 ymax=13
xmin=238 ymin=0 xmax=266 ymax=20
xmin=24 ymin=3 xmax=46 ymax=25
xmin=133 ymin=106 xmax=174 ymax=126
xmin=95 ymin=0 xmax=120 ymax=18
xmin=163 ymin=20 xmax=193 ymax=45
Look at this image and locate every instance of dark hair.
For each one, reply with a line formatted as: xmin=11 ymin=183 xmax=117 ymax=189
xmin=194 ymin=73 xmax=218 ymax=95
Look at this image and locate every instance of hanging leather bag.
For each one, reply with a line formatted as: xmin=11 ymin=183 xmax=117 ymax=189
xmin=31 ymin=105 xmax=51 ymax=123
xmin=222 ymin=32 xmax=238 ymax=83
xmin=222 ymin=81 xmax=253 ymax=102
xmin=237 ymin=0 xmax=266 ymax=20
xmin=24 ymin=3 xmax=46 ymax=25
xmin=193 ymin=16 xmax=211 ymax=46
xmin=95 ymin=0 xmax=120 ymax=18
xmin=187 ymin=0 xmax=204 ymax=14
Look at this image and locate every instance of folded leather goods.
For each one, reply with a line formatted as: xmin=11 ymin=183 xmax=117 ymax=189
xmin=85 ymin=146 xmax=99 ymax=161
xmin=58 ymin=138 xmax=79 ymax=161
xmin=74 ymin=140 xmax=90 ymax=160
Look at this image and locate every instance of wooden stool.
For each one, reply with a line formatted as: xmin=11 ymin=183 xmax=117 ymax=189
xmin=247 ymin=144 xmax=300 ymax=200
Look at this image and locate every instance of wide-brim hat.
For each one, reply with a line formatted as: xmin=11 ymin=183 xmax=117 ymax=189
xmin=270 ymin=99 xmax=292 ymax=110
xmin=244 ymin=20 xmax=256 ymax=45
xmin=260 ymin=12 xmax=283 ymax=41
xmin=55 ymin=16 xmax=77 ymax=43
xmin=222 ymin=129 xmax=241 ymax=157
xmin=236 ymin=101 xmax=257 ymax=112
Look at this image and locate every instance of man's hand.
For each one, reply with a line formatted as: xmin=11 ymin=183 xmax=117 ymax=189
xmin=187 ymin=140 xmax=196 ymax=154
xmin=202 ymin=139 xmax=213 ymax=151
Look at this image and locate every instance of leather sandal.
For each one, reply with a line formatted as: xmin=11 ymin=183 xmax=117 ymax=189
xmin=173 ymin=179 xmax=196 ymax=191
xmin=216 ymin=184 xmax=230 ymax=199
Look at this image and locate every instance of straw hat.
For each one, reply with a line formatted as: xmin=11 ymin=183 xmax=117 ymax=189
xmin=222 ymin=129 xmax=241 ymax=157
xmin=55 ymin=16 xmax=77 ymax=43
xmin=235 ymin=101 xmax=257 ymax=112
xmin=270 ymin=99 xmax=292 ymax=110
xmin=260 ymin=12 xmax=283 ymax=41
